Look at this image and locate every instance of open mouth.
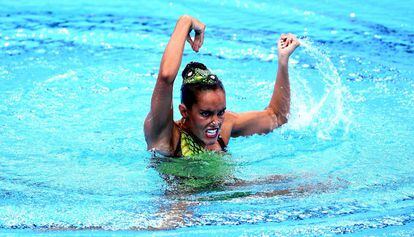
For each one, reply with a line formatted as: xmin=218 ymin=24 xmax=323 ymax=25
xmin=205 ymin=128 xmax=219 ymax=138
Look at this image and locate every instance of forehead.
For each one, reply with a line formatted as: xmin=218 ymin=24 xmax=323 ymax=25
xmin=194 ymin=89 xmax=226 ymax=110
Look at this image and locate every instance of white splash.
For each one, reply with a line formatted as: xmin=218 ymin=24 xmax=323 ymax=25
xmin=287 ymin=38 xmax=351 ymax=140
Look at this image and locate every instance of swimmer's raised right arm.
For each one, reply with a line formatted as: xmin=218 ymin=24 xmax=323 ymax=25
xmin=144 ymin=15 xmax=205 ymax=151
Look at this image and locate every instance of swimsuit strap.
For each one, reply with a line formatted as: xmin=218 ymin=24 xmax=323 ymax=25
xmin=173 ymin=121 xmax=186 ymax=157
xmin=217 ymin=135 xmax=227 ymax=152
xmin=173 ymin=132 xmax=182 ymax=157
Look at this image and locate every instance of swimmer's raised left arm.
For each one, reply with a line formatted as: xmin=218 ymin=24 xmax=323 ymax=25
xmin=226 ymin=34 xmax=300 ymax=137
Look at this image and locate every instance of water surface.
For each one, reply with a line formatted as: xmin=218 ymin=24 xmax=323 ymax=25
xmin=1 ymin=0 xmax=414 ymax=236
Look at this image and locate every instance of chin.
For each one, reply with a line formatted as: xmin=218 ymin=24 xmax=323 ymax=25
xmin=203 ymin=137 xmax=217 ymax=146
xmin=205 ymin=140 xmax=216 ymax=146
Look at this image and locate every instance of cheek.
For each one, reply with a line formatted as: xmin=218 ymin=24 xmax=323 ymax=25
xmin=195 ymin=116 xmax=211 ymax=130
xmin=195 ymin=116 xmax=209 ymax=127
xmin=190 ymin=113 xmax=206 ymax=127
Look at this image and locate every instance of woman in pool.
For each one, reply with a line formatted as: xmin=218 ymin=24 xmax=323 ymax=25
xmin=144 ymin=15 xmax=300 ymax=157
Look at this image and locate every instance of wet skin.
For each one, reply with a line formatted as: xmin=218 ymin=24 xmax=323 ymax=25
xmin=144 ymin=15 xmax=299 ymax=156
xmin=180 ymin=89 xmax=226 ymax=146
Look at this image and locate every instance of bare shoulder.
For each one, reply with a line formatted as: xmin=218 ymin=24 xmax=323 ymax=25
xmin=224 ymin=110 xmax=238 ymax=120
xmin=144 ymin=118 xmax=181 ymax=156
xmin=220 ymin=111 xmax=238 ymax=143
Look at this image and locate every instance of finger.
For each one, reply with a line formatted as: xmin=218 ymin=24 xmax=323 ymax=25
xmin=189 ymin=35 xmax=199 ymax=52
xmin=283 ymin=39 xmax=290 ymax=48
xmin=194 ymin=31 xmax=204 ymax=51
xmin=199 ymin=30 xmax=205 ymax=48
xmin=193 ymin=35 xmax=200 ymax=52
xmin=287 ymin=33 xmax=297 ymax=42
xmin=278 ymin=37 xmax=284 ymax=48
xmin=186 ymin=34 xmax=194 ymax=48
xmin=287 ymin=33 xmax=300 ymax=47
xmin=286 ymin=39 xmax=300 ymax=51
xmin=281 ymin=35 xmax=289 ymax=47
xmin=283 ymin=33 xmax=292 ymax=47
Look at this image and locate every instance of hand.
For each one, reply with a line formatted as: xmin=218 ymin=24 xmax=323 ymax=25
xmin=278 ymin=33 xmax=300 ymax=63
xmin=185 ymin=17 xmax=205 ymax=52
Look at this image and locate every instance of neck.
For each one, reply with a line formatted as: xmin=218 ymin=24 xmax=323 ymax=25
xmin=180 ymin=118 xmax=206 ymax=147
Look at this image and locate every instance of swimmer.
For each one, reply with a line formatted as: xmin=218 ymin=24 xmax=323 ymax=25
xmin=144 ymin=15 xmax=300 ymax=157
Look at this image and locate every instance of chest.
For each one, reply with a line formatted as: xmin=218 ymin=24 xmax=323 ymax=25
xmin=205 ymin=141 xmax=224 ymax=151
xmin=173 ymin=122 xmax=229 ymax=157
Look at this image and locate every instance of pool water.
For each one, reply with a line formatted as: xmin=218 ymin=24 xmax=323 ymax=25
xmin=1 ymin=0 xmax=414 ymax=236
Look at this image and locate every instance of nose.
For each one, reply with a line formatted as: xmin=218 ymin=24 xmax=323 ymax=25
xmin=210 ymin=114 xmax=221 ymax=127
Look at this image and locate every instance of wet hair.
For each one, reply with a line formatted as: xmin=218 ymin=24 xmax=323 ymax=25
xmin=181 ymin=62 xmax=225 ymax=109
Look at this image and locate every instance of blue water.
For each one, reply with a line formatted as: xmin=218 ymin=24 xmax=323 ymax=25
xmin=1 ymin=0 xmax=414 ymax=236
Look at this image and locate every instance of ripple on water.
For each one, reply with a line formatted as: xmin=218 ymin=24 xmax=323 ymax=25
xmin=1 ymin=0 xmax=414 ymax=235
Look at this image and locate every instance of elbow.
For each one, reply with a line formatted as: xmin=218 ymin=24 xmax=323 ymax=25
xmin=277 ymin=113 xmax=288 ymax=126
xmin=267 ymin=114 xmax=287 ymax=133
xmin=158 ymin=68 xmax=176 ymax=84
xmin=266 ymin=108 xmax=288 ymax=131
xmin=271 ymin=108 xmax=290 ymax=130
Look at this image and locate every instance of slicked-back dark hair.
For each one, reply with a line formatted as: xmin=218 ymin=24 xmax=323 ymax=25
xmin=181 ymin=62 xmax=225 ymax=109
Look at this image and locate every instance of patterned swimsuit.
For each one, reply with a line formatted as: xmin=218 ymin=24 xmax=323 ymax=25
xmin=173 ymin=123 xmax=226 ymax=157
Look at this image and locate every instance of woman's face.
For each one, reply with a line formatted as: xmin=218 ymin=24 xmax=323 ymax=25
xmin=184 ymin=89 xmax=226 ymax=146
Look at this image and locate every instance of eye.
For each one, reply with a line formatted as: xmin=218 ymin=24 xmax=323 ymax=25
xmin=200 ymin=111 xmax=211 ymax=117
xmin=218 ymin=109 xmax=226 ymax=117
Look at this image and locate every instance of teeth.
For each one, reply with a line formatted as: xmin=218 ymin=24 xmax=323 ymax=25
xmin=206 ymin=129 xmax=217 ymax=136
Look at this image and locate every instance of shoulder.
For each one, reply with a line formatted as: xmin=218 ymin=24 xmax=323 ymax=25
xmin=145 ymin=121 xmax=181 ymax=156
xmin=223 ymin=110 xmax=241 ymax=129
xmin=220 ymin=111 xmax=238 ymax=143
xmin=224 ymin=111 xmax=238 ymax=120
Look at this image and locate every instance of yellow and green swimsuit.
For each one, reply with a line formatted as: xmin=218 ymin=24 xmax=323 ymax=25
xmin=154 ymin=126 xmax=229 ymax=192
xmin=173 ymin=128 xmax=226 ymax=157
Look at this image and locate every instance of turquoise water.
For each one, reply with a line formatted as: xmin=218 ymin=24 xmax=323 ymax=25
xmin=1 ymin=0 xmax=414 ymax=236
